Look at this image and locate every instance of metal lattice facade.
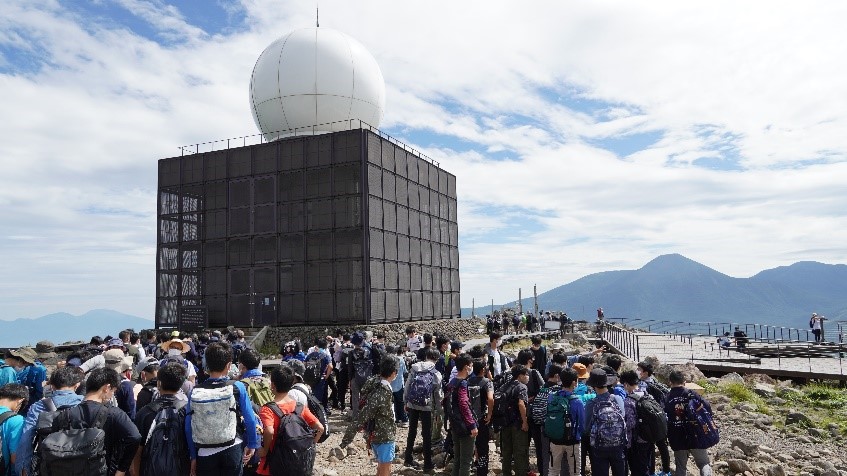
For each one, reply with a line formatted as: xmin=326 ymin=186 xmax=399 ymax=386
xmin=155 ymin=129 xmax=459 ymax=328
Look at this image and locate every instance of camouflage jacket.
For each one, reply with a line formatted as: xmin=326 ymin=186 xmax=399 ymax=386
xmin=341 ymin=375 xmax=396 ymax=446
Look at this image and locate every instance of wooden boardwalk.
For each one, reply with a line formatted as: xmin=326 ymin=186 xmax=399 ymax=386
xmin=602 ymin=323 xmax=847 ymax=381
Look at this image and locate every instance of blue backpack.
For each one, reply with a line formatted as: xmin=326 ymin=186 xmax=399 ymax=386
xmin=684 ymin=391 xmax=719 ymax=449
xmin=407 ymin=368 xmax=438 ymax=407
xmin=589 ymin=397 xmax=626 ymax=449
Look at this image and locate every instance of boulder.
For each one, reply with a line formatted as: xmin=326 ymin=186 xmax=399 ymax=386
xmin=345 ymin=445 xmax=359 ymax=456
xmin=744 ymin=373 xmax=776 ymax=385
xmin=731 ymin=438 xmax=760 ymax=457
xmin=785 ymin=412 xmax=813 ymax=426
xmin=328 ymin=446 xmax=346 ymax=460
xmin=808 ymin=427 xmax=827 ymax=438
xmin=753 ymin=383 xmax=777 ymax=398
xmin=719 ymin=373 xmax=745 ymax=385
xmin=765 ymin=465 xmax=787 ymax=476
xmin=728 ymin=459 xmax=753 ymax=474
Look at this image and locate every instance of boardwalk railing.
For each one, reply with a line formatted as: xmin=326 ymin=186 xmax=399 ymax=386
xmin=599 ymin=319 xmax=847 ymax=381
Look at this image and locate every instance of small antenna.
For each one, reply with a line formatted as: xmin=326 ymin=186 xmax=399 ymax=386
xmin=316 ymin=3 xmax=320 ymax=27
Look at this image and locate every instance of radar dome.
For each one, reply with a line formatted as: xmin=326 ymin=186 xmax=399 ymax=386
xmin=249 ymin=27 xmax=386 ymax=141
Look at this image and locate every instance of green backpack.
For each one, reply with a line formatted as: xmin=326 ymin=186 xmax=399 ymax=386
xmin=544 ymin=392 xmax=579 ymax=445
xmin=241 ymin=376 xmax=275 ymax=406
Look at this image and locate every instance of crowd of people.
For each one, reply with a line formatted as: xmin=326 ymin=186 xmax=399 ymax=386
xmin=0 ymin=325 xmax=718 ymax=476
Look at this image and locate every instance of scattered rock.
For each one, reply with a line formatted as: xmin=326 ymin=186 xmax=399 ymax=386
xmin=753 ymin=383 xmax=777 ymax=398
xmin=765 ymin=465 xmax=786 ymax=476
xmin=785 ymin=412 xmax=813 ymax=426
xmin=728 ymin=459 xmax=752 ymax=474
xmin=808 ymin=427 xmax=827 ymax=438
xmin=719 ymin=372 xmax=745 ymax=384
xmin=731 ymin=438 xmax=760 ymax=456
xmin=345 ymin=445 xmax=359 ymax=456
xmin=328 ymin=446 xmax=345 ymax=460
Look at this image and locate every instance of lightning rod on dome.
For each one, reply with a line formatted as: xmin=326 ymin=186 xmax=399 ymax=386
xmin=316 ymin=4 xmax=319 ymax=27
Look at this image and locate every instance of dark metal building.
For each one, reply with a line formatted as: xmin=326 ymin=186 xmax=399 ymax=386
xmin=155 ymin=128 xmax=459 ymax=329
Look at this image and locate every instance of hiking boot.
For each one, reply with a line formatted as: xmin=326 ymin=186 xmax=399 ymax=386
xmin=398 ymin=421 xmax=409 ymax=428
xmin=404 ymin=461 xmax=421 ymax=470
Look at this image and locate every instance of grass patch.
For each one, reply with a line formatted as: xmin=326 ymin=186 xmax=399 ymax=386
xmin=696 ymin=379 xmax=720 ymax=394
xmin=721 ymin=382 xmax=756 ymax=403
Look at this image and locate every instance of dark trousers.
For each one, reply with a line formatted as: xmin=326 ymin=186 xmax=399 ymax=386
xmin=406 ymin=407 xmax=433 ymax=469
xmin=196 ymin=444 xmax=243 ymax=476
xmin=581 ymin=441 xmax=591 ymax=476
xmin=474 ymin=423 xmax=491 ymax=476
xmin=393 ymin=389 xmax=408 ymax=422
xmin=453 ymin=433 xmax=476 ymax=476
xmin=813 ymin=329 xmax=822 ymax=342
xmin=650 ymin=439 xmax=671 ymax=473
xmin=628 ymin=442 xmax=653 ymax=476
xmin=331 ymin=371 xmax=348 ymax=409
xmin=529 ymin=422 xmax=543 ymax=474
xmin=313 ymin=378 xmax=329 ymax=410
xmin=590 ymin=446 xmax=627 ymax=476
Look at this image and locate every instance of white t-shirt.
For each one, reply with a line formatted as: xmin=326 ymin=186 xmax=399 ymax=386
xmin=813 ymin=318 xmax=822 ymax=330
xmin=407 ymin=335 xmax=423 ymax=352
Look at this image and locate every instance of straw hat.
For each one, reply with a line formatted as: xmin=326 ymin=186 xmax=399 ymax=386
xmin=159 ymin=338 xmax=190 ymax=353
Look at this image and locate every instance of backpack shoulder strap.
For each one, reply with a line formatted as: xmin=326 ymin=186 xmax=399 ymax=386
xmin=264 ymin=402 xmax=283 ymax=419
xmin=0 ymin=410 xmax=16 ymax=428
xmin=92 ymin=405 xmax=110 ymax=429
xmin=42 ymin=396 xmax=57 ymax=413
xmin=293 ymin=402 xmax=304 ymax=416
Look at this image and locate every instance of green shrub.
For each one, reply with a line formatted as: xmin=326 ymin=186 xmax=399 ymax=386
xmin=722 ymin=382 xmax=756 ymax=403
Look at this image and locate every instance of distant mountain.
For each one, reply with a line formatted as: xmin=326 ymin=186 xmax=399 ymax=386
xmin=0 ymin=309 xmax=153 ymax=348
xmin=465 ymin=254 xmax=847 ymax=329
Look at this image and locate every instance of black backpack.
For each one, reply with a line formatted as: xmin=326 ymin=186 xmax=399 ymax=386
xmin=141 ymin=400 xmax=189 ymax=476
xmin=40 ymin=405 xmax=109 ymax=476
xmin=645 ymin=380 xmax=670 ymax=406
xmin=350 ymin=348 xmax=372 ymax=386
xmin=628 ymin=394 xmax=668 ymax=443
xmin=466 ymin=375 xmax=489 ymax=420
xmin=303 ymin=353 xmax=324 ymax=386
xmin=444 ymin=379 xmax=476 ymax=437
xmin=293 ymin=384 xmax=331 ymax=444
xmin=29 ymin=397 xmax=78 ymax=476
xmin=491 ymin=379 xmax=518 ymax=431
xmin=264 ymin=402 xmax=315 ymax=476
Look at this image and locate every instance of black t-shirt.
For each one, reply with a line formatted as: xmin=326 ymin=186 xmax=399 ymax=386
xmin=531 ymin=346 xmax=547 ymax=375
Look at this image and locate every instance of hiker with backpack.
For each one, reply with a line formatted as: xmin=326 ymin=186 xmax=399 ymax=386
xmin=184 ymin=341 xmax=260 ymax=476
xmin=0 ymin=384 xmax=27 ymax=476
xmin=238 ymin=349 xmax=275 ymax=407
xmin=547 ymin=367 xmax=584 ymax=476
xmin=304 ymin=338 xmax=334 ymax=415
xmin=636 ymin=361 xmax=672 ymax=476
xmin=620 ymin=370 xmax=667 ymax=476
xmin=403 ymin=347 xmax=443 ymax=473
xmin=347 ymin=332 xmax=372 ymax=420
xmin=444 ymin=353 xmax=479 ymax=476
xmin=41 ymin=369 xmax=141 ymax=476
xmin=15 ymin=367 xmax=84 ymax=476
xmin=664 ymin=371 xmax=715 ymax=476
xmin=338 ymin=356 xmax=399 ymax=476
xmin=3 ymin=349 xmax=46 ymax=414
xmin=485 ymin=333 xmax=509 ymax=379
xmin=131 ymin=362 xmax=190 ymax=476
xmin=102 ymin=349 xmax=137 ymax=420
xmin=331 ymin=334 xmax=353 ymax=412
xmin=257 ymin=366 xmax=324 ymax=476
xmin=388 ymin=346 xmax=409 ymax=428
xmin=495 ymin=364 xmax=531 ymax=476
xmin=582 ymin=368 xmax=627 ymax=476
xmin=467 ymin=357 xmax=494 ymax=476
xmin=530 ymin=364 xmax=562 ymax=476
xmin=158 ymin=337 xmax=198 ymax=385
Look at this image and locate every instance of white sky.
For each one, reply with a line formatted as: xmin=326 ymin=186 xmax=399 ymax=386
xmin=1 ymin=1 xmax=846 ymax=319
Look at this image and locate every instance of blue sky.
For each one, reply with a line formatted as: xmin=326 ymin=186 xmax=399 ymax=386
xmin=2 ymin=0 xmax=847 ymax=320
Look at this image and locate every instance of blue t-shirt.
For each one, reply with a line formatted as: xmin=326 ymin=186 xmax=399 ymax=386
xmin=0 ymin=366 xmax=18 ymax=387
xmin=1 ymin=405 xmax=25 ymax=475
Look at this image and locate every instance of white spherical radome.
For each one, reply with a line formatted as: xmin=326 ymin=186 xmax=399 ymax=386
xmin=249 ymin=27 xmax=386 ymax=141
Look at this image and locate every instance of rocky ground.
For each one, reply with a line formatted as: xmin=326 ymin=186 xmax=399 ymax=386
xmin=307 ymin=332 xmax=847 ymax=476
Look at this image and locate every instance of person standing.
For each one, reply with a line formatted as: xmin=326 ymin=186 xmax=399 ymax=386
xmin=582 ymin=368 xmax=627 ymax=476
xmin=468 ymin=358 xmax=494 ymax=476
xmin=389 ymin=346 xmax=409 ymax=428
xmin=0 ymin=384 xmax=27 ymax=476
xmin=403 ymin=347 xmax=442 ymax=473
xmin=501 ymin=365 xmax=531 ymax=476
xmin=184 ymin=342 xmax=260 ymax=476
xmin=548 ymin=368 xmax=584 ymax=476
xmin=445 ymin=354 xmax=478 ymax=476
xmin=810 ymin=313 xmax=824 ymax=343
xmin=664 ymin=371 xmax=713 ymax=476
xmin=3 ymin=349 xmax=46 ymax=414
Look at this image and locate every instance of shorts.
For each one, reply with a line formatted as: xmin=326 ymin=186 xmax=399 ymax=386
xmin=372 ymin=441 xmax=396 ymax=464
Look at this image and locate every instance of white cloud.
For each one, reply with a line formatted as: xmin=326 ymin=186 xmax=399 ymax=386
xmin=1 ymin=0 xmax=846 ymax=319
